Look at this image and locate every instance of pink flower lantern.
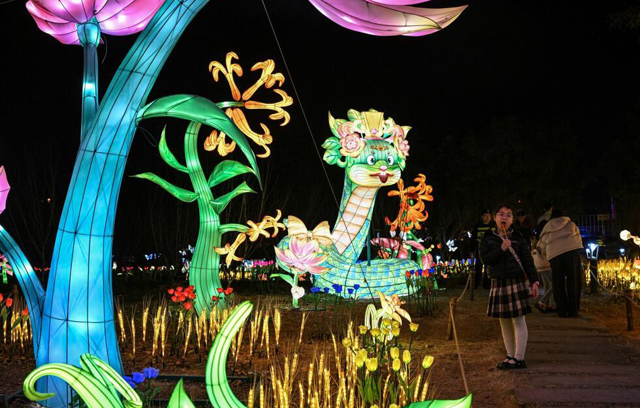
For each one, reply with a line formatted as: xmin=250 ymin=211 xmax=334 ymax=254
xmin=307 ymin=0 xmax=467 ymax=37
xmin=26 ymin=0 xmax=165 ymax=45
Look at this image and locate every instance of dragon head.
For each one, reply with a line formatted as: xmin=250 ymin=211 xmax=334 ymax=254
xmin=321 ymin=109 xmax=410 ymax=187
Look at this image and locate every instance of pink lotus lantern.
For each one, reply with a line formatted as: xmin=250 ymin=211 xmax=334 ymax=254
xmin=0 ymin=167 xmax=9 ymax=215
xmin=275 ymin=238 xmax=328 ymax=275
xmin=307 ymin=0 xmax=467 ymax=37
xmin=26 ymin=0 xmax=166 ymax=141
xmin=26 ymin=0 xmax=165 ymax=45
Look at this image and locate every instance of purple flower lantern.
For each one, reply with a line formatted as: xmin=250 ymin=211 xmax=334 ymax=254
xmin=26 ymin=0 xmax=164 ymax=44
xmin=307 ymin=0 xmax=467 ymax=37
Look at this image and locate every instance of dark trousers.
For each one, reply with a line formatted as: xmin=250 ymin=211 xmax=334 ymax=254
xmin=549 ymin=249 xmax=582 ymax=317
xmin=474 ymin=252 xmax=490 ymax=289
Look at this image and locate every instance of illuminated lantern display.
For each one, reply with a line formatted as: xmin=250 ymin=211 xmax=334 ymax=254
xmin=135 ymin=53 xmax=291 ymax=312
xmin=372 ymin=173 xmax=435 ymax=268
xmin=22 ymin=301 xmax=472 ymax=408
xmin=26 ymin=0 xmax=164 ymax=139
xmin=273 ymin=216 xmax=331 ymax=307
xmin=0 ymin=0 xmax=214 ymax=405
xmin=0 ymin=166 xmax=9 ymax=214
xmin=276 ymin=109 xmax=425 ymax=298
xmin=22 ymin=302 xmax=255 ymax=408
xmin=307 ymin=0 xmax=467 ymax=36
xmin=134 ymin=96 xmax=260 ymax=313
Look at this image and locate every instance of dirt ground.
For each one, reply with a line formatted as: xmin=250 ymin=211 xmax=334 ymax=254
xmin=3 ymin=285 xmax=639 ymax=408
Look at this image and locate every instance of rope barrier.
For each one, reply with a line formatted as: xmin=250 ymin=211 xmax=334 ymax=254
xmin=589 ymin=269 xmax=640 ymax=310
xmin=449 ymin=300 xmax=470 ymax=395
xmin=457 ymin=272 xmax=472 ymax=303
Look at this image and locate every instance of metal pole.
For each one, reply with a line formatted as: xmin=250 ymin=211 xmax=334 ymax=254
xmin=625 ymin=289 xmax=634 ymax=331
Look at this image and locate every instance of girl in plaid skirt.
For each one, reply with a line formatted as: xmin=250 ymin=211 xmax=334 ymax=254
xmin=480 ymin=205 xmax=540 ymax=369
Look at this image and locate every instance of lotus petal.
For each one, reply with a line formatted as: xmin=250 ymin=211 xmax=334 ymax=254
xmin=306 ymin=262 xmax=329 ymax=275
xmin=26 ymin=0 xmax=165 ymax=44
xmin=371 ymin=0 xmax=431 ymax=4
xmin=0 ymin=167 xmax=10 ymax=214
xmin=308 ymin=0 xmax=467 ymax=37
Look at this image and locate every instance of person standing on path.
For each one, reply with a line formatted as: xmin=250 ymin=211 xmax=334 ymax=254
xmin=480 ymin=205 xmax=540 ymax=370
xmin=515 ymin=209 xmax=534 ymax=246
xmin=538 ymin=210 xmax=584 ymax=318
xmin=470 ymin=209 xmax=495 ymax=290
xmin=531 ymin=220 xmax=555 ymax=313
xmin=537 ymin=202 xmax=553 ymax=227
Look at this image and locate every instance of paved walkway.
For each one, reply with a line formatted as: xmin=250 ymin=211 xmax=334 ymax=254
xmin=513 ymin=311 xmax=640 ymax=407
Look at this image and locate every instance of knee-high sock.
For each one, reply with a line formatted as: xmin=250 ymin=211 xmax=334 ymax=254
xmin=499 ymin=318 xmax=515 ymax=358
xmin=512 ymin=315 xmax=528 ymax=360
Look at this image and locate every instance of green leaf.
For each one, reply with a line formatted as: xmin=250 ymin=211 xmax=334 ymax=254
xmin=398 ymin=157 xmax=407 ymax=171
xmin=271 ymin=273 xmax=294 ymax=286
xmin=151 ymin=387 xmax=162 ymax=398
xmin=347 ymin=109 xmax=362 ymax=122
xmin=167 ymin=379 xmax=196 ymax=408
xmin=404 ymin=394 xmax=473 ymax=408
xmin=321 ymin=137 xmax=340 ymax=150
xmin=210 ymin=181 xmax=255 ymax=214
xmin=132 ymin=172 xmax=199 ymax=203
xmin=323 ymin=149 xmax=342 ymax=166
xmin=205 ymin=301 xmax=254 ymax=408
xmin=219 ymin=223 xmax=250 ymax=235
xmin=10 ymin=316 xmax=22 ymax=330
xmin=23 ymin=354 xmax=142 ymax=408
xmin=208 ymin=160 xmax=255 ymax=188
xmin=136 ymin=94 xmax=261 ymax=189
xmin=159 ymin=127 xmax=188 ymax=173
xmin=79 ymin=354 xmax=119 ymax=403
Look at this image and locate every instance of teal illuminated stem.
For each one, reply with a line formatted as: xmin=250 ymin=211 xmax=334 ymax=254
xmin=292 ymin=272 xmax=300 ymax=309
xmin=184 ymin=122 xmax=222 ymax=312
xmin=36 ymin=0 xmax=210 ymax=406
xmin=0 ymin=225 xmax=44 ymax=349
xmin=77 ymin=18 xmax=100 ymax=143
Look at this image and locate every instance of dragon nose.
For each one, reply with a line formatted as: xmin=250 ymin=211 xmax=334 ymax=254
xmin=379 ymin=165 xmax=388 ymax=172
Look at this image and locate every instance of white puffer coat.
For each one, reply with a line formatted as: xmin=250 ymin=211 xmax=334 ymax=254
xmin=538 ymin=217 xmax=583 ymax=261
xmin=531 ymin=246 xmax=551 ymax=272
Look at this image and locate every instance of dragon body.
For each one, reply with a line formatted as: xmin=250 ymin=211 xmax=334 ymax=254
xmin=277 ymin=109 xmax=422 ymax=298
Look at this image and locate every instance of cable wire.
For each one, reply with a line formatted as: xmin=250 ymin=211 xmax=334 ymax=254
xmin=260 ymin=0 xmax=379 ymax=299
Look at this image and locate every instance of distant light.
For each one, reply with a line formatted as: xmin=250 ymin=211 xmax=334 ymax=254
xmin=620 ymin=248 xmax=626 ymax=255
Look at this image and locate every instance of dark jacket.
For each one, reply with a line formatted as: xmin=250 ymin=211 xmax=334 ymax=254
xmin=479 ymin=230 xmax=539 ymax=283
xmin=470 ymin=221 xmax=495 ymax=253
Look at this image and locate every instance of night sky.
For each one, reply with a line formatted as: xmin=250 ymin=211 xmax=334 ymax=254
xmin=1 ymin=0 xmax=639 ymax=261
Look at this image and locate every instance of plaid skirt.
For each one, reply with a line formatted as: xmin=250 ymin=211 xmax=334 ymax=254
xmin=487 ymin=278 xmax=532 ymax=318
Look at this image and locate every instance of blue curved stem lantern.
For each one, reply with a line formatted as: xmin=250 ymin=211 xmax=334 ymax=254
xmin=0 ymin=0 xmax=211 ymax=406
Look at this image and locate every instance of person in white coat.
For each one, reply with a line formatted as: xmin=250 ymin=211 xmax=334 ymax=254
xmin=538 ymin=210 xmax=584 ymax=317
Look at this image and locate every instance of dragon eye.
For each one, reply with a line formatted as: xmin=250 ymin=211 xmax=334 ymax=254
xmin=387 ymin=156 xmax=395 ymax=165
xmin=366 ymin=155 xmax=376 ymax=165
